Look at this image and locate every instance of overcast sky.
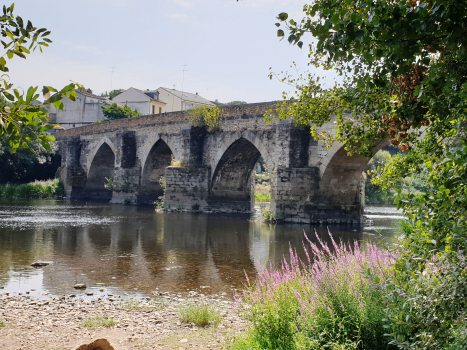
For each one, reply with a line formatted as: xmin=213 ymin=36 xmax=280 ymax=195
xmin=7 ymin=0 xmax=334 ymax=103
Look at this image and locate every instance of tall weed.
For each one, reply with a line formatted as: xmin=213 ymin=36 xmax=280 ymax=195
xmin=233 ymin=232 xmax=398 ymax=350
xmin=0 ymin=179 xmax=65 ymax=199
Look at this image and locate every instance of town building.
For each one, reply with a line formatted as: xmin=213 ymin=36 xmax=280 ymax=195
xmin=47 ymin=90 xmax=115 ymax=129
xmin=155 ymin=87 xmax=215 ymax=112
xmin=112 ymin=87 xmax=167 ymax=115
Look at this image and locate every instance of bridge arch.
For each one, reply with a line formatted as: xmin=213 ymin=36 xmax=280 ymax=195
xmin=209 ymin=135 xmax=267 ymax=211
xmin=86 ymin=137 xmax=116 ymax=175
xmin=318 ymin=140 xmax=390 ymax=207
xmin=139 ymin=139 xmax=174 ymax=203
xmin=85 ymin=141 xmax=115 ymax=201
xmin=210 ymin=131 xmax=275 ymax=176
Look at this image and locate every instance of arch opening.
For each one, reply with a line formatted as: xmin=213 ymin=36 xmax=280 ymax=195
xmin=209 ymin=137 xmax=262 ymax=212
xmin=318 ymin=141 xmax=390 ymax=211
xmin=85 ymin=142 xmax=115 ymax=201
xmin=139 ymin=139 xmax=173 ymax=204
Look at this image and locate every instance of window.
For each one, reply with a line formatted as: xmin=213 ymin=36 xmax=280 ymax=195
xmin=159 ymin=107 xmax=162 ymax=114
xmin=155 ymin=92 xmax=159 ymax=101
xmin=152 ymin=105 xmax=155 ymax=114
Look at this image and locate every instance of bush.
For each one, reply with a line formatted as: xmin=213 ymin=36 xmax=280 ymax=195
xmin=179 ymin=304 xmax=221 ymax=327
xmin=233 ymin=232 xmax=398 ymax=350
xmin=0 ymin=179 xmax=65 ymax=199
xmin=188 ymin=106 xmax=222 ymax=132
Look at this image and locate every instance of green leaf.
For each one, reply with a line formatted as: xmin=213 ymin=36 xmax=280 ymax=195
xmin=277 ymin=29 xmax=284 ymax=37
xmin=53 ymin=100 xmax=64 ymax=109
xmin=278 ymin=12 xmax=288 ymax=21
xmin=330 ymin=13 xmax=340 ymax=24
xmin=3 ymin=91 xmax=14 ymax=101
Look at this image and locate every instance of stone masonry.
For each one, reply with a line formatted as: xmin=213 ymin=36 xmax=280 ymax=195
xmin=56 ymin=102 xmax=388 ymax=224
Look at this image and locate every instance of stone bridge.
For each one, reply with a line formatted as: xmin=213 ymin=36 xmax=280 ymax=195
xmin=56 ymin=102 xmax=387 ymax=224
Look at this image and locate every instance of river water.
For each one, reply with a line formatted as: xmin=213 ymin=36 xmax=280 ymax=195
xmin=0 ymin=200 xmax=404 ymax=298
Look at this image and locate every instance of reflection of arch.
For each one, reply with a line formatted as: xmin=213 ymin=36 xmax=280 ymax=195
xmin=318 ymin=140 xmax=389 ymax=206
xmin=139 ymin=139 xmax=173 ymax=203
xmin=85 ymin=142 xmax=115 ymax=201
xmin=209 ymin=137 xmax=262 ymax=210
xmin=87 ymin=137 xmax=116 ymax=175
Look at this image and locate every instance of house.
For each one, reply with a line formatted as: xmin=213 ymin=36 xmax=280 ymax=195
xmin=112 ymin=87 xmax=167 ymax=115
xmin=155 ymin=87 xmax=215 ymax=112
xmin=47 ymin=90 xmax=116 ymax=129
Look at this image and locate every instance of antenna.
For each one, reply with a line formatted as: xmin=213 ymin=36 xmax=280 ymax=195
xmin=181 ymin=64 xmax=187 ymax=110
xmin=110 ymin=67 xmax=116 ymax=92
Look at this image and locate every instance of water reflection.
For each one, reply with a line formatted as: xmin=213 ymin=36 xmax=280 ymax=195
xmin=0 ymin=201 xmax=402 ymax=296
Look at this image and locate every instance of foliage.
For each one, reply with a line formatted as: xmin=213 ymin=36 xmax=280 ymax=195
xmin=0 ymin=131 xmax=60 ymax=184
xmin=258 ymin=208 xmax=276 ymax=223
xmin=0 ymin=4 xmax=82 ymax=153
xmin=188 ymin=105 xmax=223 ymax=132
xmin=271 ymin=3 xmax=467 ymax=344
xmin=233 ymin=233 xmax=398 ymax=350
xmin=376 ymin=141 xmax=467 ymax=349
xmin=226 ymin=101 xmax=247 ymax=105
xmin=104 ymin=176 xmax=113 ymax=191
xmin=81 ymin=315 xmax=115 ymax=328
xmin=100 ymin=103 xmax=141 ymax=121
xmin=170 ymin=154 xmax=182 ymax=167
xmin=100 ymin=89 xmax=123 ymax=100
xmin=0 ymin=178 xmax=65 ymax=199
xmin=0 ymin=320 xmax=4 ymax=328
xmin=179 ymin=303 xmax=221 ymax=328
xmin=255 ymin=183 xmax=271 ymax=205
xmin=154 ymin=176 xmax=166 ymax=209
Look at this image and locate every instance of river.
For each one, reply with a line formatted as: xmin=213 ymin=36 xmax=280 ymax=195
xmin=0 ymin=200 xmax=404 ymax=298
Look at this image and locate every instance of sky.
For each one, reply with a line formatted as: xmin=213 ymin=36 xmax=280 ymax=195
xmin=7 ymin=0 xmax=335 ymax=103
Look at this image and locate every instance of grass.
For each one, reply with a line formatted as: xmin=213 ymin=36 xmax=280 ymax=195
xmin=0 ymin=178 xmax=65 ymax=199
xmin=121 ymin=298 xmax=164 ymax=312
xmin=179 ymin=303 xmax=221 ymax=327
xmin=231 ymin=232 xmax=399 ymax=350
xmin=0 ymin=320 xmax=4 ymax=328
xmin=81 ymin=315 xmax=115 ymax=328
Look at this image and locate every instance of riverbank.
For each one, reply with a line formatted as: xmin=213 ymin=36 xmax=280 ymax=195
xmin=0 ymin=290 xmax=245 ymax=350
xmin=0 ymin=178 xmax=65 ymax=199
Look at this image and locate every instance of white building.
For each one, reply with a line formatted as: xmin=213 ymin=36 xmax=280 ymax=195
xmin=112 ymin=87 xmax=167 ymax=115
xmin=113 ymin=87 xmax=215 ymax=114
xmin=155 ymin=87 xmax=215 ymax=112
xmin=47 ymin=90 xmax=116 ymax=129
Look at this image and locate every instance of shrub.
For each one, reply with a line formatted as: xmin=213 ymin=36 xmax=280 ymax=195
xmin=233 ymin=232 xmax=398 ymax=350
xmin=81 ymin=315 xmax=115 ymax=328
xmin=179 ymin=304 xmax=221 ymax=327
xmin=188 ymin=106 xmax=222 ymax=132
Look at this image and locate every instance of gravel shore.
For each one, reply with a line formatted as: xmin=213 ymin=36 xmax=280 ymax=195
xmin=0 ymin=289 xmax=246 ymax=350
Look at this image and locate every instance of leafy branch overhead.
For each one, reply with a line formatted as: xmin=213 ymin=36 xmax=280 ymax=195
xmin=0 ymin=3 xmax=82 ymax=153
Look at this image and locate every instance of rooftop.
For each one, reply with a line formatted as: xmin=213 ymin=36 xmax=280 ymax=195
xmin=159 ymin=87 xmax=215 ymax=106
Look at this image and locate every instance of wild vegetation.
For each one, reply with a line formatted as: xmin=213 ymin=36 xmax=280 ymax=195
xmin=0 ymin=179 xmax=65 ymax=199
xmin=179 ymin=304 xmax=221 ymax=328
xmin=231 ymin=0 xmax=467 ymax=348
xmin=81 ymin=315 xmax=115 ymax=329
xmin=188 ymin=105 xmax=223 ymax=132
xmin=233 ymin=233 xmax=398 ymax=350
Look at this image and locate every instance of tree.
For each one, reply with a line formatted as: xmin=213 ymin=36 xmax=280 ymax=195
xmin=273 ymin=0 xmax=467 ymax=348
xmin=100 ymin=103 xmax=141 ymax=121
xmin=100 ymin=89 xmax=123 ymax=100
xmin=0 ymin=4 xmax=82 ymax=154
xmin=226 ymin=100 xmax=247 ymax=105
